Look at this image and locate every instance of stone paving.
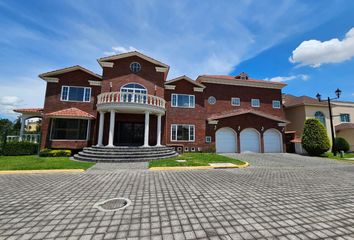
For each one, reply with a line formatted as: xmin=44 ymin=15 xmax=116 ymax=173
xmin=0 ymin=153 xmax=354 ymax=239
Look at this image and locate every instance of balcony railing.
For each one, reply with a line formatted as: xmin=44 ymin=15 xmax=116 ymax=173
xmin=97 ymin=92 xmax=166 ymax=109
xmin=7 ymin=134 xmax=40 ymax=143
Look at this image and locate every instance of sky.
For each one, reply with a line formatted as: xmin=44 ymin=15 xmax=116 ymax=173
xmin=1 ymin=0 xmax=354 ymax=119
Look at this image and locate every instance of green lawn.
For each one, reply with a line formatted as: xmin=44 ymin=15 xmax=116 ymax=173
xmin=322 ymin=152 xmax=354 ymax=161
xmin=0 ymin=155 xmax=95 ymax=171
xmin=149 ymin=153 xmax=246 ymax=168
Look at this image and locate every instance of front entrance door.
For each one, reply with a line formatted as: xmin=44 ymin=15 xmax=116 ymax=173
xmin=116 ymin=122 xmax=144 ymax=146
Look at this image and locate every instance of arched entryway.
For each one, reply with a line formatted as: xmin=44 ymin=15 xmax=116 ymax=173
xmin=240 ymin=128 xmax=260 ymax=153
xmin=216 ymin=127 xmax=237 ymax=153
xmin=264 ymin=129 xmax=283 ymax=153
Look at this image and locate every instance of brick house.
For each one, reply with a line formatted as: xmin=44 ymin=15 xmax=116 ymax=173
xmin=15 ymin=51 xmax=289 ymax=160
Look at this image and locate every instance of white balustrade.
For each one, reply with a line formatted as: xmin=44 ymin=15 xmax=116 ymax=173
xmin=6 ymin=134 xmax=40 ymax=143
xmin=97 ymin=92 xmax=166 ymax=109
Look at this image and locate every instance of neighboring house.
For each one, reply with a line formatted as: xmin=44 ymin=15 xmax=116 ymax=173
xmin=25 ymin=119 xmax=41 ymax=132
xmin=14 ymin=51 xmax=288 ymax=155
xmin=283 ymin=94 xmax=354 ymax=152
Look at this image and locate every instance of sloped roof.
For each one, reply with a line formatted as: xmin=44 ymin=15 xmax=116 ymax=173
xmin=165 ymin=75 xmax=205 ymax=88
xmin=98 ymin=51 xmax=169 ymax=68
xmin=335 ymin=123 xmax=354 ymax=131
xmin=46 ymin=108 xmax=95 ymax=119
xmin=207 ymin=109 xmax=289 ymax=123
xmin=283 ymin=94 xmax=327 ymax=108
xmin=39 ymin=65 xmax=102 ymax=80
xmin=13 ymin=108 xmax=43 ymax=114
xmin=196 ymin=75 xmax=286 ymax=89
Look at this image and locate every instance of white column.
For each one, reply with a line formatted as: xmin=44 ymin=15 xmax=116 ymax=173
xmin=107 ymin=110 xmax=116 ymax=147
xmin=19 ymin=116 xmax=25 ymax=141
xmin=143 ymin=111 xmax=150 ymax=147
xmin=96 ymin=112 xmax=105 ymax=146
xmin=156 ymin=114 xmax=162 ymax=146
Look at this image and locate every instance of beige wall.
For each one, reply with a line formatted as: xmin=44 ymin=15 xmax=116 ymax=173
xmin=284 ymin=105 xmax=306 ymax=136
xmin=336 ymin=129 xmax=354 ymax=151
xmin=332 ymin=102 xmax=354 ymax=125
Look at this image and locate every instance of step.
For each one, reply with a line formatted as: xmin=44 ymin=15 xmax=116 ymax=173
xmin=77 ymin=151 xmax=177 ymax=159
xmin=82 ymin=149 xmax=175 ymax=156
xmin=84 ymin=147 xmax=175 ymax=153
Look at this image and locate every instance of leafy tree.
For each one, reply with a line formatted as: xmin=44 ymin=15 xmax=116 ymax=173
xmin=334 ymin=137 xmax=350 ymax=153
xmin=302 ymin=119 xmax=330 ymax=156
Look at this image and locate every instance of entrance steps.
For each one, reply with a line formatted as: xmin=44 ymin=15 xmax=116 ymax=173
xmin=74 ymin=146 xmax=178 ymax=162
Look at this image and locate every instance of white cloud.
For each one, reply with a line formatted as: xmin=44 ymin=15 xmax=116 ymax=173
xmin=0 ymin=96 xmax=23 ymax=118
xmin=265 ymin=74 xmax=309 ymax=82
xmin=289 ymin=27 xmax=354 ymax=67
xmin=104 ymin=46 xmax=138 ymax=56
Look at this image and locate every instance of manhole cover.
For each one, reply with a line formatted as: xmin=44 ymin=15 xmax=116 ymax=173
xmin=93 ymin=198 xmax=131 ymax=212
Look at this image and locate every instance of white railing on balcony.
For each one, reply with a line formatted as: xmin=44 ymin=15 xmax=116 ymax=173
xmin=7 ymin=134 xmax=40 ymax=143
xmin=97 ymin=91 xmax=166 ymax=109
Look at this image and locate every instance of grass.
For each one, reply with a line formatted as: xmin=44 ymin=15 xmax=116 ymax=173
xmin=321 ymin=152 xmax=354 ymax=161
xmin=0 ymin=155 xmax=95 ymax=171
xmin=149 ymin=153 xmax=246 ymax=168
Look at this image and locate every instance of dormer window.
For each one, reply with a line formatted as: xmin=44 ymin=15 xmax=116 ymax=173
xmin=130 ymin=62 xmax=141 ymax=73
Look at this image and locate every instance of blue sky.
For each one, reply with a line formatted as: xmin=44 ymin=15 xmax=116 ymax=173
xmin=0 ymin=0 xmax=354 ymax=119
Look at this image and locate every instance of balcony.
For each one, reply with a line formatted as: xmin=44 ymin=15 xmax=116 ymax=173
xmin=97 ymin=91 xmax=166 ymax=114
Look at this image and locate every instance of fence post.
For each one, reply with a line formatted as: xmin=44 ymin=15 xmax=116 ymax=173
xmin=37 ymin=132 xmax=42 ymax=156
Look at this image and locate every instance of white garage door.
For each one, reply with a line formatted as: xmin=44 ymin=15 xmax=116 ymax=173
xmin=240 ymin=129 xmax=260 ymax=153
xmin=264 ymin=129 xmax=282 ymax=153
xmin=216 ymin=128 xmax=237 ymax=153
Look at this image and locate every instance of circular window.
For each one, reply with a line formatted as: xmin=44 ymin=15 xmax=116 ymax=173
xmin=130 ymin=62 xmax=141 ymax=73
xmin=208 ymin=96 xmax=216 ymax=105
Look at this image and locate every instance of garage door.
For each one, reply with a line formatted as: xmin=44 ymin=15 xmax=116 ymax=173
xmin=264 ymin=129 xmax=282 ymax=153
xmin=216 ymin=128 xmax=237 ymax=153
xmin=240 ymin=128 xmax=260 ymax=153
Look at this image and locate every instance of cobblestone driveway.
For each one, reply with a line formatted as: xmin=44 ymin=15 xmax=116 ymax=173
xmin=0 ymin=154 xmax=354 ymax=239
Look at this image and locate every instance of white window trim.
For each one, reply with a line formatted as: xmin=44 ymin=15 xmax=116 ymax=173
xmin=120 ymin=82 xmax=148 ymax=94
xmin=60 ymin=85 xmax=92 ymax=103
xmin=170 ymin=124 xmax=195 ymax=142
xmin=171 ymin=94 xmax=195 ymax=108
xmin=340 ymin=113 xmax=351 ymax=122
xmin=231 ymin=97 xmax=240 ymax=106
xmin=205 ymin=136 xmax=212 ymax=143
xmin=272 ymin=100 xmax=281 ymax=109
xmin=251 ymin=99 xmax=260 ymax=108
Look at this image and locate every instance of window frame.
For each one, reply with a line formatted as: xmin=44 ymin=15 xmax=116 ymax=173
xmin=60 ymin=85 xmax=92 ymax=103
xmin=231 ymin=97 xmax=240 ymax=106
xmin=205 ymin=136 xmax=212 ymax=143
xmin=272 ymin=100 xmax=281 ymax=109
xmin=171 ymin=124 xmax=195 ymax=142
xmin=171 ymin=94 xmax=195 ymax=108
xmin=50 ymin=118 xmax=90 ymax=141
xmin=251 ymin=98 xmax=260 ymax=108
xmin=130 ymin=62 xmax=141 ymax=73
xmin=314 ymin=111 xmax=326 ymax=126
xmin=340 ymin=113 xmax=351 ymax=123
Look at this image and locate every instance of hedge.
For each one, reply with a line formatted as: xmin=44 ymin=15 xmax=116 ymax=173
xmin=302 ymin=119 xmax=330 ymax=156
xmin=334 ymin=137 xmax=350 ymax=153
xmin=2 ymin=142 xmax=39 ymax=156
xmin=39 ymin=149 xmax=71 ymax=157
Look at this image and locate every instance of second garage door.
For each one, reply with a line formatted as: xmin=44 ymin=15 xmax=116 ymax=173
xmin=240 ymin=128 xmax=260 ymax=153
xmin=216 ymin=128 xmax=237 ymax=153
xmin=264 ymin=129 xmax=282 ymax=153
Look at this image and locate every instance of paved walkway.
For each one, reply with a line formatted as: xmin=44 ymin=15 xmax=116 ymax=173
xmin=0 ymin=154 xmax=353 ymax=239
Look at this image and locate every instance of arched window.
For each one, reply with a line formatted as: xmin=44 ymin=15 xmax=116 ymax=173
xmin=314 ymin=111 xmax=326 ymax=126
xmin=120 ymin=83 xmax=147 ymax=103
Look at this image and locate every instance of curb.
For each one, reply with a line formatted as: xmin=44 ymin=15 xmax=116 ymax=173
xmin=0 ymin=169 xmax=85 ymax=175
xmin=149 ymin=162 xmax=249 ymax=171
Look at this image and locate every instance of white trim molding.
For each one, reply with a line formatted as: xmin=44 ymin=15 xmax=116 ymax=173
xmin=193 ymin=87 xmax=204 ymax=92
xmin=165 ymin=85 xmax=176 ymax=90
xmin=88 ymin=80 xmax=102 ymax=86
xmin=208 ymin=120 xmax=219 ymax=125
xmin=42 ymin=77 xmax=59 ymax=83
xmin=155 ymin=67 xmax=168 ymax=72
xmin=100 ymin=62 xmax=114 ymax=68
xmin=199 ymin=78 xmax=285 ymax=90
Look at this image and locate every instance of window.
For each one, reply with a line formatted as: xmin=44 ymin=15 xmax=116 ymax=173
xmin=272 ymin=100 xmax=281 ymax=109
xmin=61 ymin=86 xmax=91 ymax=102
xmin=231 ymin=97 xmax=240 ymax=106
xmin=120 ymin=83 xmax=147 ymax=103
xmin=208 ymin=96 xmax=216 ymax=105
xmin=314 ymin=111 xmax=326 ymax=126
xmin=171 ymin=94 xmax=195 ymax=108
xmin=251 ymin=99 xmax=260 ymax=107
xmin=171 ymin=124 xmax=195 ymax=141
xmin=51 ymin=119 xmax=88 ymax=140
xmin=340 ymin=113 xmax=350 ymax=123
xmin=130 ymin=62 xmax=141 ymax=73
xmin=205 ymin=136 xmax=212 ymax=143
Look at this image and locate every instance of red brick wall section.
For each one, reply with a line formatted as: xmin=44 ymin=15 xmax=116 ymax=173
xmin=101 ymin=56 xmax=166 ymax=98
xmin=40 ymin=70 xmax=101 ymax=149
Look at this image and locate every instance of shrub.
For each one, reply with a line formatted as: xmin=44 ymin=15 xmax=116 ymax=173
xmin=39 ymin=149 xmax=71 ymax=157
xmin=302 ymin=119 xmax=330 ymax=156
xmin=334 ymin=137 xmax=350 ymax=153
xmin=2 ymin=141 xmax=39 ymax=156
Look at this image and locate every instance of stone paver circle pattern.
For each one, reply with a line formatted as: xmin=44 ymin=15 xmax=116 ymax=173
xmin=93 ymin=197 xmax=131 ymax=212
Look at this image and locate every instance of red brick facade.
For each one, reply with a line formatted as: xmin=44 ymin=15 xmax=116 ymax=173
xmin=37 ymin=52 xmax=287 ymax=153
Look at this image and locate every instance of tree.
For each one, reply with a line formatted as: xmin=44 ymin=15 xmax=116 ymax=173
xmin=334 ymin=137 xmax=350 ymax=153
xmin=302 ymin=119 xmax=330 ymax=156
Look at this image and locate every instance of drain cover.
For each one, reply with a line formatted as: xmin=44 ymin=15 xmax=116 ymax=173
xmin=93 ymin=198 xmax=131 ymax=212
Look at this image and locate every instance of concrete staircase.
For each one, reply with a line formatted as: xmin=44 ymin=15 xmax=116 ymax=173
xmin=74 ymin=146 xmax=178 ymax=162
